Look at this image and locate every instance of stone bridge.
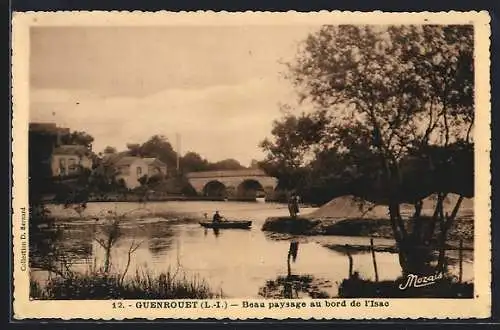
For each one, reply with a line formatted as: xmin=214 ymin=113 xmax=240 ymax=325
xmin=186 ymin=169 xmax=278 ymax=201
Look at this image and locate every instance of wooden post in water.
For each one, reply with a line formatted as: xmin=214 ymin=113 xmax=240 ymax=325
xmin=459 ymin=239 xmax=463 ymax=283
xmin=370 ymin=238 xmax=379 ymax=282
xmin=345 ymin=244 xmax=353 ymax=278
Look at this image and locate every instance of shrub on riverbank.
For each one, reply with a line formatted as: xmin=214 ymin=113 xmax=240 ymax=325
xmin=261 ymin=216 xmax=391 ymax=237
xmin=30 ymin=269 xmax=221 ymax=300
xmin=261 ymin=217 xmax=321 ymax=235
xmin=259 ymin=274 xmax=331 ymax=299
xmin=261 ymin=216 xmax=474 ymax=245
xmin=338 ymin=274 xmax=473 ymax=298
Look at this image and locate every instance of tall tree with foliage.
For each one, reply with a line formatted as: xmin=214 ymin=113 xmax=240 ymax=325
xmin=282 ymin=25 xmax=474 ymax=274
xmin=125 ymin=136 xmax=178 ymax=172
xmin=61 ymin=131 xmax=94 ymax=148
xmin=102 ymin=146 xmax=117 ymax=154
xmin=260 ymin=108 xmax=330 ymax=190
xmin=140 ymin=135 xmax=178 ymax=167
xmin=180 ymin=152 xmax=210 ymax=172
xmin=208 ymin=158 xmax=245 ymax=171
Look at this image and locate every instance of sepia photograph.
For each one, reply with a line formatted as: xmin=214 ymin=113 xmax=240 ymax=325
xmin=12 ymin=11 xmax=491 ymax=319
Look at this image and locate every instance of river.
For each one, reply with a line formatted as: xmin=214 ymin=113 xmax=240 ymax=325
xmin=30 ymin=201 xmax=474 ymax=298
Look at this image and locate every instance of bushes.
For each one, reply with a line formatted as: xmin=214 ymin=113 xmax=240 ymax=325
xmin=338 ymin=273 xmax=473 ymax=298
xmin=261 ymin=217 xmax=321 ymax=235
xmin=261 ymin=216 xmax=474 ymax=245
xmin=30 ymin=269 xmax=221 ymax=300
xmin=259 ymin=274 xmax=330 ymax=299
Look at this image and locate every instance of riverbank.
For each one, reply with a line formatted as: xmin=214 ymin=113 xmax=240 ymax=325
xmin=44 ymin=192 xmax=285 ymax=204
xmin=338 ymin=275 xmax=473 ymax=298
xmin=31 ymin=200 xmax=474 ymax=298
xmin=30 ymin=268 xmax=222 ymax=300
xmin=262 ymin=194 xmax=474 ymax=248
xmin=261 ymin=216 xmax=474 ymax=249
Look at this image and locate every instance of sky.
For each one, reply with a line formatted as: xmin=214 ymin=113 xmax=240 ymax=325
xmin=29 ymin=25 xmax=319 ymax=166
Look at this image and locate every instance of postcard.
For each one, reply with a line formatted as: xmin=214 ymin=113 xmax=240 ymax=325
xmin=11 ymin=10 xmax=491 ymax=319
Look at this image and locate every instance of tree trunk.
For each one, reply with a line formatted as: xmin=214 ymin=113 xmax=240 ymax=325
xmin=388 ymin=203 xmax=409 ymax=273
xmin=437 ymin=195 xmax=464 ymax=272
xmin=426 ymin=193 xmax=446 ymax=243
xmin=411 ymin=200 xmax=424 ymax=243
xmin=104 ymin=246 xmax=111 ymax=273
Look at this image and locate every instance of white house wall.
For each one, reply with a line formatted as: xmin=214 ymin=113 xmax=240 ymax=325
xmin=51 ymin=154 xmax=93 ymax=176
xmin=116 ymin=158 xmax=149 ymax=189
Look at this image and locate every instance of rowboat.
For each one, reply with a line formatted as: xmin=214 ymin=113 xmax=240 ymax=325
xmin=199 ymin=220 xmax=252 ymax=229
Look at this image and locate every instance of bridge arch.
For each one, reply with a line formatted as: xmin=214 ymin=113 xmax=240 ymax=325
xmin=202 ymin=180 xmax=227 ymax=198
xmin=236 ymin=179 xmax=265 ymax=200
xmin=186 ymin=169 xmax=278 ymax=201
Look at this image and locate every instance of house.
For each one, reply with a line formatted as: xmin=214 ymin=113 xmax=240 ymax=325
xmin=51 ymin=145 xmax=93 ymax=177
xmin=143 ymin=158 xmax=167 ymax=177
xmin=113 ymin=156 xmax=149 ymax=189
xmin=29 ymin=123 xmax=72 ymax=177
xmin=102 ymin=154 xmax=168 ymax=189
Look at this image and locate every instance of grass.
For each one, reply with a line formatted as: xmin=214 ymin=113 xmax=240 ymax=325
xmin=30 ymin=268 xmax=222 ymax=300
xmin=338 ymin=273 xmax=473 ymax=298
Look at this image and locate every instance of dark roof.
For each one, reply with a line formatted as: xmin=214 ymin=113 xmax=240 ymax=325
xmin=114 ymin=156 xmax=143 ymax=167
xmin=143 ymin=157 xmax=167 ymax=167
xmin=101 ymin=151 xmax=128 ymax=164
xmin=102 ymin=153 xmax=166 ymax=168
xmin=30 ymin=122 xmax=70 ymax=135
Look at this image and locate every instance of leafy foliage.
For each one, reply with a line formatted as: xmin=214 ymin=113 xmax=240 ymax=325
xmin=259 ymin=109 xmax=330 ymax=190
xmin=102 ymin=146 xmax=117 ymax=154
xmin=263 ymin=24 xmax=475 ymax=273
xmin=288 ymin=25 xmax=473 ymax=154
xmin=180 ymin=151 xmax=211 ymax=172
xmin=61 ymin=131 xmax=95 ymax=149
xmin=208 ymin=158 xmax=245 ymax=171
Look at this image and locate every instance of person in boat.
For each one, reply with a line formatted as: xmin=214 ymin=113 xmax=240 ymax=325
xmin=212 ymin=210 xmax=223 ymax=223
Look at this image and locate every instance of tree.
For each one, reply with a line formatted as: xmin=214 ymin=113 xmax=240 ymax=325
xmin=126 ymin=136 xmax=178 ymax=171
xmin=87 ymin=158 xmax=126 ymax=194
xmin=126 ymin=143 xmax=142 ymax=157
xmin=259 ymin=109 xmax=330 ymax=190
xmin=208 ymin=158 xmax=245 ymax=171
xmin=180 ymin=152 xmax=210 ymax=172
xmin=61 ymin=131 xmax=94 ymax=148
xmin=103 ymin=146 xmax=117 ymax=154
xmin=284 ymin=25 xmax=474 ymax=274
xmin=29 ymin=128 xmax=58 ymax=199
xmin=140 ymin=135 xmax=178 ymax=168
xmin=249 ymin=159 xmax=261 ymax=169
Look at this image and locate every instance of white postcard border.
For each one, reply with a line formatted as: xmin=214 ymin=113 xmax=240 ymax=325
xmin=11 ymin=10 xmax=492 ymax=320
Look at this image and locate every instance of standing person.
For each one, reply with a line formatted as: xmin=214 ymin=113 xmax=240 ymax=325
xmin=287 ymin=193 xmax=294 ymax=217
xmin=292 ymin=193 xmax=300 ymax=217
xmin=288 ymin=192 xmax=299 ymax=218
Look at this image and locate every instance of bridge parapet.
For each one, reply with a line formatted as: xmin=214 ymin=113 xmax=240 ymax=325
xmin=186 ymin=169 xmax=268 ymax=179
xmin=185 ymin=169 xmax=278 ymax=201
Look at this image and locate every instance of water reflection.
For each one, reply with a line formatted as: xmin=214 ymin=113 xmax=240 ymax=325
xmin=328 ymin=243 xmax=474 ymax=298
xmin=259 ymin=241 xmax=331 ymax=299
xmin=337 ymin=271 xmax=473 ymax=298
xmin=203 ymin=228 xmax=221 ymax=237
xmin=146 ymin=223 xmax=176 ymax=255
xmin=31 ymin=201 xmax=474 ymax=298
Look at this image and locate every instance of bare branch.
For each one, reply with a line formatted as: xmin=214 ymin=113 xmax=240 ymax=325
xmin=120 ymin=239 xmax=144 ymax=285
xmin=94 ymin=238 xmax=108 ymax=248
